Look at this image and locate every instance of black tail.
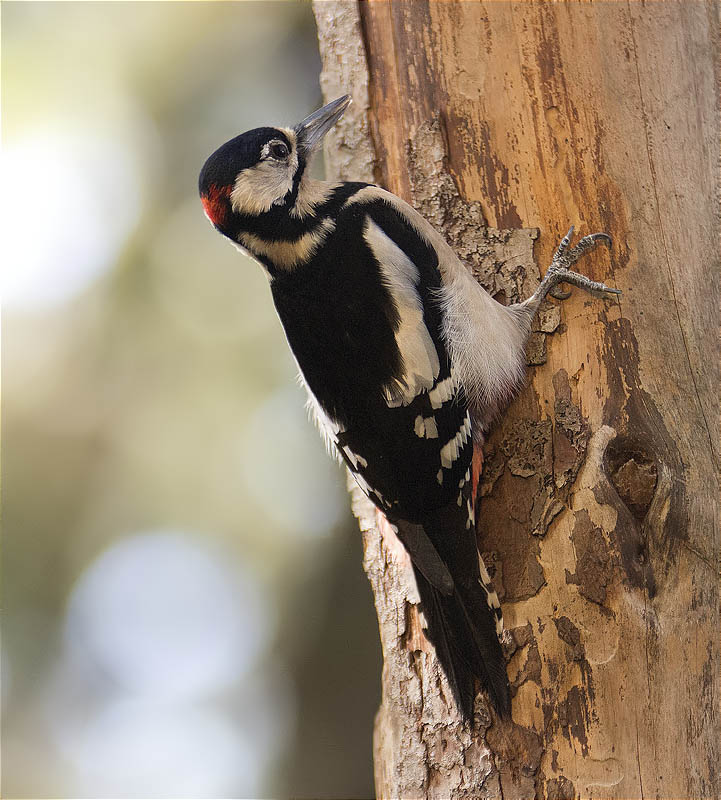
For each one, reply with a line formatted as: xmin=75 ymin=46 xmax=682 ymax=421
xmin=395 ymin=492 xmax=511 ymax=722
xmin=413 ymin=564 xmax=511 ymax=721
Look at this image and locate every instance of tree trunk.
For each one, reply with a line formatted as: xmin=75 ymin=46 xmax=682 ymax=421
xmin=313 ymin=2 xmax=720 ymax=797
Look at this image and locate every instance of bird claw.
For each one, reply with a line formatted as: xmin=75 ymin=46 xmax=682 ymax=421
xmin=539 ymin=227 xmax=620 ymax=303
xmin=549 ymin=285 xmax=572 ymax=300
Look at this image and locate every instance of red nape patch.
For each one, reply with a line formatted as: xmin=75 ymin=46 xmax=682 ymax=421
xmin=201 ymin=183 xmax=232 ymax=227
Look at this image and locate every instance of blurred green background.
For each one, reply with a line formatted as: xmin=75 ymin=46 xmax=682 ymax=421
xmin=2 ymin=2 xmax=381 ymax=797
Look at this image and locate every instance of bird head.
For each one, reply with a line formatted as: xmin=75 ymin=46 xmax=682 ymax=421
xmin=199 ymin=95 xmax=351 ymax=231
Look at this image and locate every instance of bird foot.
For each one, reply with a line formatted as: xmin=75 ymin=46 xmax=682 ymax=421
xmin=538 ymin=226 xmax=620 ymax=302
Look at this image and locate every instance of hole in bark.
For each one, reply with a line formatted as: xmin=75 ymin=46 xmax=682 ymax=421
xmin=604 ymin=435 xmax=658 ymax=522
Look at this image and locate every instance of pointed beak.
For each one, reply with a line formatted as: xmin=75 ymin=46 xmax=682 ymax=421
xmin=294 ymin=95 xmax=351 ymax=159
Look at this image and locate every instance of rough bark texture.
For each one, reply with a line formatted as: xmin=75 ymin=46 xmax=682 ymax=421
xmin=313 ymin=2 xmax=720 ymax=798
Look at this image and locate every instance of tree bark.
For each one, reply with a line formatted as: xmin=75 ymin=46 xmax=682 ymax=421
xmin=313 ymin=2 xmax=720 ymax=797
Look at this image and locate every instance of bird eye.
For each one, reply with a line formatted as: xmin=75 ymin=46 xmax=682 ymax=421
xmin=269 ymin=142 xmax=289 ymax=160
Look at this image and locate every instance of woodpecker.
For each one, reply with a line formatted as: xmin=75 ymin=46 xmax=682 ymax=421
xmin=199 ymin=95 xmax=620 ymax=721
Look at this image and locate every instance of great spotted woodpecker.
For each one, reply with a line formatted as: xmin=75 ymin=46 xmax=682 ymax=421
xmin=199 ymin=95 xmax=620 ymax=721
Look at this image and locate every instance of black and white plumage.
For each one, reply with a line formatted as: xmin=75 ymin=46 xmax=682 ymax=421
xmin=199 ymin=95 xmax=620 ymax=721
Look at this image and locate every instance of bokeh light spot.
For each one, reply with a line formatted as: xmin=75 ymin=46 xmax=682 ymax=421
xmin=59 ymin=699 xmax=260 ymax=798
xmin=1 ymin=130 xmax=141 ymax=310
xmin=65 ymin=530 xmax=270 ymax=698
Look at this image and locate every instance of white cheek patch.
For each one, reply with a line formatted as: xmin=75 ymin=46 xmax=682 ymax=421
xmin=231 ymin=162 xmax=293 ymax=215
xmin=230 ymin=137 xmax=299 ymax=216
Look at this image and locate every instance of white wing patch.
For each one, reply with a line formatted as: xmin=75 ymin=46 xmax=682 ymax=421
xmin=363 ymin=217 xmax=440 ymax=407
xmin=344 ymin=187 xmax=530 ymax=428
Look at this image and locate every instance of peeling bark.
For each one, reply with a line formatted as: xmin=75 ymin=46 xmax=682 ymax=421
xmin=313 ymin=2 xmax=720 ymax=797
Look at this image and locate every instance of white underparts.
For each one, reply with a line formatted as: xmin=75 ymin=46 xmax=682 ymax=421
xmin=438 ymin=265 xmax=530 ymax=418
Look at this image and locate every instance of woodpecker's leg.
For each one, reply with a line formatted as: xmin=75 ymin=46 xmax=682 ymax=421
xmin=531 ymin=226 xmax=621 ymax=304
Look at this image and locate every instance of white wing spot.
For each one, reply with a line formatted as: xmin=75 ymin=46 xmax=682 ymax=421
xmin=439 ymin=412 xmax=472 ymax=468
xmin=423 ymin=416 xmax=439 ymax=439
xmin=436 ymin=469 xmax=444 ymax=485
xmin=414 ymin=414 xmax=439 ymax=440
xmin=428 ymin=373 xmax=457 ymax=409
